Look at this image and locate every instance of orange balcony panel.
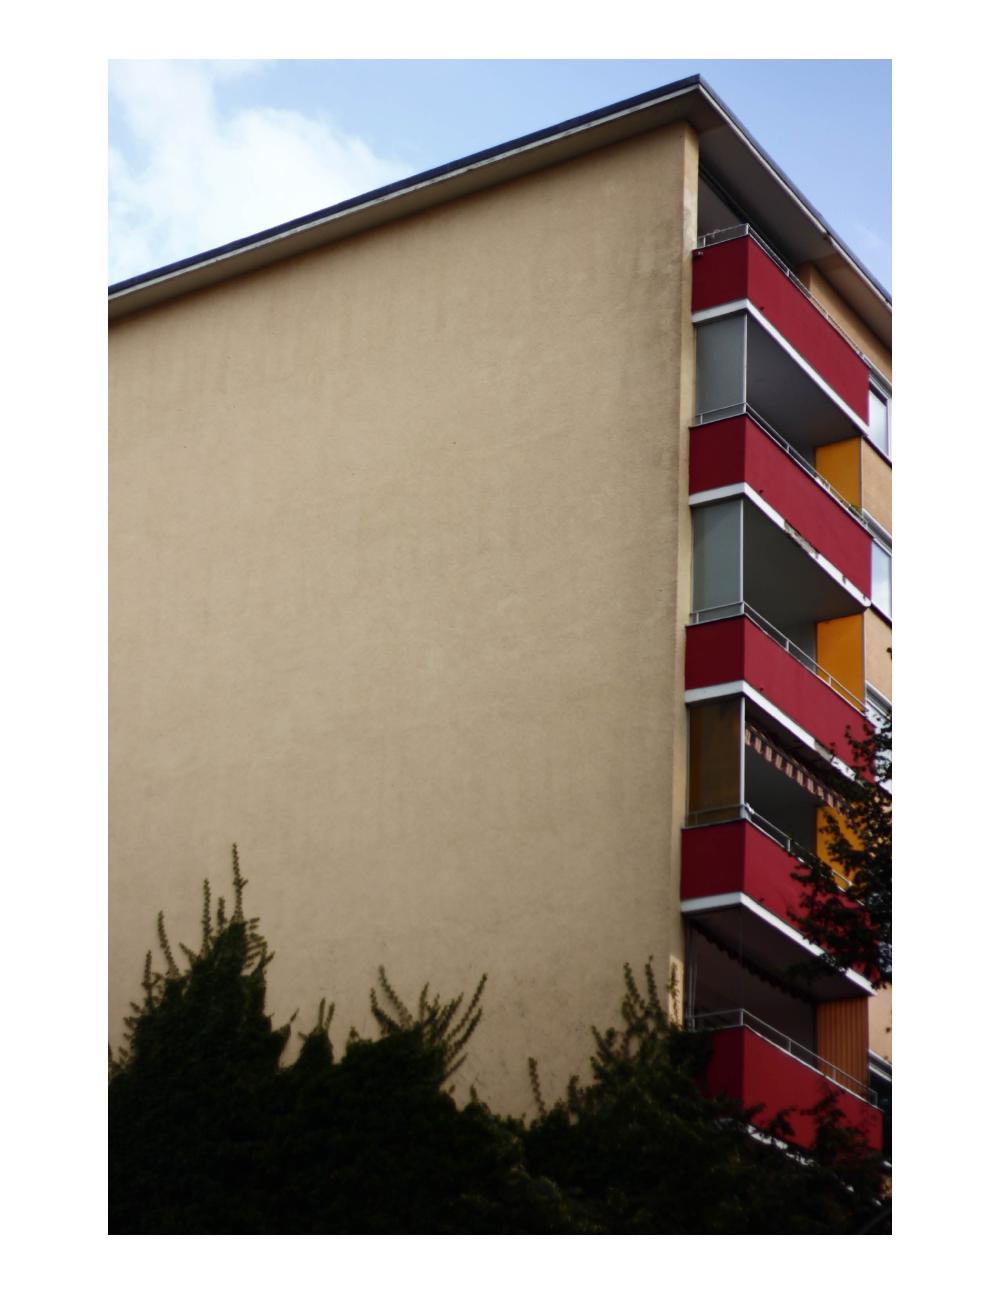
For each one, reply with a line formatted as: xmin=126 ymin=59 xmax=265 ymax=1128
xmin=693 ymin=236 xmax=870 ymax=420
xmin=703 ymin=1024 xmax=883 ymax=1154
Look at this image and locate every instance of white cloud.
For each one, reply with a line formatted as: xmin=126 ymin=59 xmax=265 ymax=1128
xmin=109 ymin=61 xmax=405 ymax=283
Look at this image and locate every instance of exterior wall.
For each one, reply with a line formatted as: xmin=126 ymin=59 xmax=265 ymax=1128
xmin=797 ymin=264 xmax=892 ymax=1090
xmin=869 ymin=986 xmax=892 ymax=1062
xmin=862 ymin=440 xmax=892 ymax=533
xmin=795 ymin=262 xmax=892 ymax=384
xmin=865 ymin=611 xmax=893 ymax=700
xmin=109 ymin=123 xmax=700 ymax=1115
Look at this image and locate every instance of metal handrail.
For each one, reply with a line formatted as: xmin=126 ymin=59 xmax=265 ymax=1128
xmin=684 ymin=803 xmax=852 ymax=893
xmin=692 ymin=401 xmax=869 ymax=529
xmin=690 ymin=1006 xmax=877 ymax=1104
xmin=696 ymin=224 xmax=886 ymax=383
xmin=688 ymin=601 xmax=866 ymax=714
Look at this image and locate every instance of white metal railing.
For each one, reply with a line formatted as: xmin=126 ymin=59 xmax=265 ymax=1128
xmin=690 ymin=1006 xmax=877 ymax=1105
xmin=683 ymin=802 xmax=852 ymax=893
xmin=692 ymin=401 xmax=870 ymax=530
xmin=688 ymin=602 xmax=866 ymax=714
xmin=696 ymin=224 xmax=883 ymax=378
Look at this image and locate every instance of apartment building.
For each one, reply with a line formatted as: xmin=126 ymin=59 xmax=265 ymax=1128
xmin=109 ymin=75 xmax=891 ymax=1156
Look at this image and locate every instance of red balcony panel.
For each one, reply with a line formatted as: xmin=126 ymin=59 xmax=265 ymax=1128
xmin=692 ymin=237 xmax=869 ymax=420
xmin=689 ymin=417 xmax=871 ymax=595
xmin=681 ymin=819 xmax=811 ymax=927
xmin=681 ymin=820 xmax=868 ymax=966
xmin=686 ymin=617 xmax=867 ymax=760
xmin=702 ymin=1025 xmax=882 ymax=1154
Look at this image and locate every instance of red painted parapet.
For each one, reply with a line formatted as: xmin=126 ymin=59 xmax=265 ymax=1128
xmin=702 ymin=1024 xmax=882 ymax=1154
xmin=686 ymin=617 xmax=868 ymax=761
xmin=693 ymin=237 xmax=870 ymax=420
xmin=681 ymin=819 xmax=866 ymax=955
xmin=689 ymin=416 xmax=871 ymax=596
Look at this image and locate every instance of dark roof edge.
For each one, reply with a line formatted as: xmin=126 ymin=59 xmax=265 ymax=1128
xmin=695 ymin=76 xmax=890 ymax=305
xmin=108 ymin=72 xmax=890 ymax=309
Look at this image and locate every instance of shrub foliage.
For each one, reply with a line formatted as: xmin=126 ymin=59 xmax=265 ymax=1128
xmin=109 ymin=849 xmax=884 ymax=1233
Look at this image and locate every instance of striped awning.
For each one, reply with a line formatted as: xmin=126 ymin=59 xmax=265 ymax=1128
xmin=745 ymin=723 xmax=847 ymax=814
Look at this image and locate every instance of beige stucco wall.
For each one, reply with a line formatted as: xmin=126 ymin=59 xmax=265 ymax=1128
xmin=865 ymin=611 xmax=893 ymax=701
xmin=862 ymin=441 xmax=892 ymax=534
xmin=869 ymin=986 xmax=892 ymax=1062
xmin=110 ymin=124 xmax=700 ymax=1115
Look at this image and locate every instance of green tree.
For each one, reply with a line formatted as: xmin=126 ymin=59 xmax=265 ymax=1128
xmin=523 ymin=960 xmax=884 ymax=1234
xmin=109 ymin=848 xmax=576 ymax=1234
xmin=110 ymin=851 xmax=884 ymax=1233
xmin=792 ymin=714 xmax=892 ymax=987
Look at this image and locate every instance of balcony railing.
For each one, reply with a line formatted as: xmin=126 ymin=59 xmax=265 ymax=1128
xmin=696 ymin=224 xmax=884 ymax=379
xmin=684 ymin=802 xmax=852 ymax=893
xmin=691 ymin=401 xmax=870 ymax=530
xmin=688 ymin=602 xmax=866 ymax=713
xmin=690 ymin=1006 xmax=877 ymax=1105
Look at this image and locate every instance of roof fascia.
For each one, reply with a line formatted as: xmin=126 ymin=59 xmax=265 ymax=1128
xmin=109 ymin=75 xmax=890 ymax=344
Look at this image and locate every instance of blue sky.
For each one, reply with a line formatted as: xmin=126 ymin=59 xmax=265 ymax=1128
xmin=109 ymin=60 xmax=891 ymax=288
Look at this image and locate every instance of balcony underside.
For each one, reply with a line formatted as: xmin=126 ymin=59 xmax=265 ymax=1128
xmin=682 ymin=886 xmax=870 ymax=1001
xmin=681 ymin=817 xmax=868 ymax=984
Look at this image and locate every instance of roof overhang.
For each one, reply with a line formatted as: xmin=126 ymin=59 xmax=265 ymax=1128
xmin=108 ymin=75 xmax=890 ymax=347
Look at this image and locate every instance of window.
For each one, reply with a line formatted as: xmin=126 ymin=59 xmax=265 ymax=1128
xmin=868 ymin=384 xmax=890 ymax=457
xmin=692 ymin=498 xmax=743 ymax=617
xmin=871 ymin=537 xmax=892 ymax=619
xmin=694 ymin=315 xmax=747 ymax=420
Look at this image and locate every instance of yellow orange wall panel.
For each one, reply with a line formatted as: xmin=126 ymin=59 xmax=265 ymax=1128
xmin=816 ymin=613 xmax=864 ymax=706
xmin=816 ymin=997 xmax=869 ymax=1086
xmin=815 ymin=438 xmax=861 ymax=509
xmin=815 ymin=804 xmax=860 ymax=881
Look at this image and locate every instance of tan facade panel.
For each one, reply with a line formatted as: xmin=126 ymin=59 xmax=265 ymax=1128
xmin=865 ymin=611 xmax=892 ymax=701
xmin=862 ymin=440 xmax=892 ymax=534
xmin=109 ymin=123 xmax=700 ymax=1114
xmin=796 ymin=261 xmax=892 ymax=383
xmin=869 ymin=986 xmax=892 ymax=1062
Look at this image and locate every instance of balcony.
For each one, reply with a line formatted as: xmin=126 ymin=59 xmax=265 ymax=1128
xmin=694 ymin=1009 xmax=883 ymax=1154
xmin=689 ymin=411 xmax=872 ymax=596
xmin=681 ymin=811 xmax=869 ymax=991
xmin=693 ymin=228 xmax=870 ymax=421
xmin=686 ymin=606 xmax=868 ymax=762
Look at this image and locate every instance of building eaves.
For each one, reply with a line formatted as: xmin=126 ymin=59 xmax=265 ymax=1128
xmin=108 ymin=74 xmax=890 ymax=343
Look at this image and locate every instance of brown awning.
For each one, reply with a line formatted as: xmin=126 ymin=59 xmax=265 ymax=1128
xmin=745 ymin=723 xmax=847 ymax=814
